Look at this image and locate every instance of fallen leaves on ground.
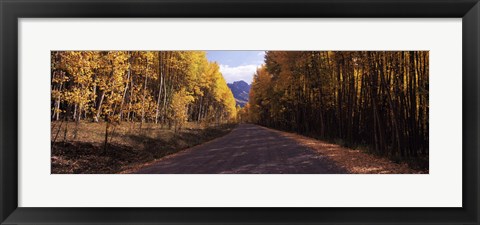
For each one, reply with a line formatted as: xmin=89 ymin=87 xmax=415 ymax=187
xmin=267 ymin=128 xmax=427 ymax=174
xmin=51 ymin=122 xmax=236 ymax=174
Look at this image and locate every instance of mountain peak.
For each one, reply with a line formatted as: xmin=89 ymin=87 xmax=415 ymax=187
xmin=227 ymin=80 xmax=251 ymax=107
xmin=232 ymin=80 xmax=248 ymax=85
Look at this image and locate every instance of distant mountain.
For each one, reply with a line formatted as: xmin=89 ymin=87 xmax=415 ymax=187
xmin=227 ymin=80 xmax=250 ymax=107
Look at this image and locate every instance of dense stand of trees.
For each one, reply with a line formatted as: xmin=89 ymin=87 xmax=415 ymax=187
xmin=247 ymin=51 xmax=429 ymax=163
xmin=51 ymin=51 xmax=237 ymax=141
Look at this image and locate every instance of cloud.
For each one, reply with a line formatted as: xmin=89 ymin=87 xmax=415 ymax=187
xmin=219 ymin=64 xmax=259 ymax=84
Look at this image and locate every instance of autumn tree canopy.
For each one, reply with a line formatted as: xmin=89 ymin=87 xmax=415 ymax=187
xmin=51 ymin=51 xmax=237 ymax=131
xmin=247 ymin=51 xmax=429 ymax=164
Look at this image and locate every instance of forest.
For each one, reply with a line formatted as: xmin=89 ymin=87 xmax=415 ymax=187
xmin=51 ymin=50 xmax=428 ymax=174
xmin=50 ymin=51 xmax=240 ymax=173
xmin=245 ymin=51 xmax=429 ymax=168
xmin=51 ymin=51 xmax=237 ymax=140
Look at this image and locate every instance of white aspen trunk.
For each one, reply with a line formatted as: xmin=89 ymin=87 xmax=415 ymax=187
xmin=119 ymin=56 xmax=132 ymax=121
xmin=96 ymin=91 xmax=105 ymax=122
xmin=155 ymin=72 xmax=164 ymax=124
xmin=141 ymin=58 xmax=149 ymax=127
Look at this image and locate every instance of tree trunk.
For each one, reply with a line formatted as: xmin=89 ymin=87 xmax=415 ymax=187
xmin=96 ymin=91 xmax=105 ymax=122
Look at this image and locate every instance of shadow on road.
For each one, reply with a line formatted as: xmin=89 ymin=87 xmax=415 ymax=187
xmin=136 ymin=124 xmax=347 ymax=174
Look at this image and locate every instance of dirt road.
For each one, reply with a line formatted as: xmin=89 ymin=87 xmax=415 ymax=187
xmin=135 ymin=124 xmax=347 ymax=174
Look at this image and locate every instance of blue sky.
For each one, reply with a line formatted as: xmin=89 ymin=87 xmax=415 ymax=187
xmin=206 ymin=51 xmax=265 ymax=84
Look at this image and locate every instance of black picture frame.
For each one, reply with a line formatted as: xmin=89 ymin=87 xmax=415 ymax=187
xmin=1 ymin=0 xmax=479 ymax=224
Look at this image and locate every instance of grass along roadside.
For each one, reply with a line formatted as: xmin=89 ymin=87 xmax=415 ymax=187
xmin=51 ymin=121 xmax=237 ymax=174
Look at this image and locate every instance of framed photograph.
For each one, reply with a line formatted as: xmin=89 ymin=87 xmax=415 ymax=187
xmin=1 ymin=0 xmax=478 ymax=224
